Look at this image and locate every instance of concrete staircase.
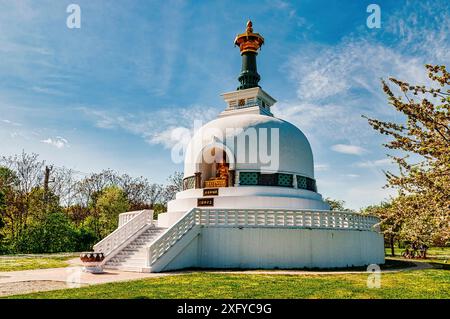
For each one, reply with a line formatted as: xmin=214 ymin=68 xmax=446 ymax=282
xmin=104 ymin=227 xmax=167 ymax=272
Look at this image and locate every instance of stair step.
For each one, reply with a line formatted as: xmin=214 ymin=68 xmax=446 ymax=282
xmin=111 ymin=253 xmax=146 ymax=258
xmin=106 ymin=258 xmax=146 ymax=264
xmin=104 ymin=265 xmax=151 ymax=273
xmin=103 ymin=226 xmax=168 ymax=271
xmin=127 ymin=243 xmax=149 ymax=247
xmin=118 ymin=250 xmax=146 ymax=255
xmin=106 ymin=261 xmax=147 ymax=267
xmin=108 ymin=260 xmax=146 ymax=264
xmin=115 ymin=255 xmax=146 ymax=260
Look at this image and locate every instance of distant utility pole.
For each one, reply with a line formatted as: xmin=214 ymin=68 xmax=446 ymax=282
xmin=43 ymin=165 xmax=53 ymax=209
xmin=44 ymin=166 xmax=52 ymax=193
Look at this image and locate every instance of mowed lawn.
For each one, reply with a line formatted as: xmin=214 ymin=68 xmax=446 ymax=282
xmin=2 ymin=248 xmax=449 ymax=299
xmin=7 ymin=267 xmax=450 ymax=299
xmin=385 ymin=246 xmax=450 ymax=267
xmin=385 ymin=246 xmax=450 ymax=259
xmin=0 ymin=253 xmax=78 ymax=272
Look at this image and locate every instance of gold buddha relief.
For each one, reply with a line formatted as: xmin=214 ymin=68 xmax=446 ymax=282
xmin=204 ymin=152 xmax=229 ymax=188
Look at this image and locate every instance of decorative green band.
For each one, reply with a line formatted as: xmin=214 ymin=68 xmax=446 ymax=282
xmin=239 ymin=172 xmax=317 ymax=192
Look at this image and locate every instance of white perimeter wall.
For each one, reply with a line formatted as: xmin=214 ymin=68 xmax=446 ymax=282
xmin=161 ymin=227 xmax=385 ymax=271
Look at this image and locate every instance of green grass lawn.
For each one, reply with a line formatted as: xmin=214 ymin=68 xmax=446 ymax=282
xmin=2 ymin=248 xmax=449 ymax=298
xmin=6 ymin=268 xmax=450 ymax=299
xmin=0 ymin=253 xmax=78 ymax=272
xmin=385 ymin=246 xmax=450 ymax=259
xmin=427 ymin=246 xmax=450 ymax=257
xmin=385 ymin=246 xmax=450 ymax=269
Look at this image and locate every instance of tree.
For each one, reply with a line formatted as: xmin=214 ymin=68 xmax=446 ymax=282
xmin=0 ymin=153 xmax=45 ymax=241
xmin=324 ymin=198 xmax=354 ymax=212
xmin=0 ymin=190 xmax=6 ymax=253
xmin=95 ymin=186 xmax=130 ymax=237
xmin=167 ymin=171 xmax=183 ymax=193
xmin=0 ymin=166 xmax=16 ymax=226
xmin=65 ymin=204 xmax=91 ymax=226
xmin=28 ymin=187 xmax=60 ymax=222
xmin=160 ymin=172 xmax=183 ymax=208
xmin=365 ymin=64 xmax=450 ymax=254
xmin=50 ymin=167 xmax=78 ymax=207
xmin=395 ymin=194 xmax=447 ymax=257
xmin=1 ymin=152 xmax=44 ymax=194
xmin=0 ymin=151 xmax=189 ymax=252
xmin=15 ymin=212 xmax=78 ymax=253
xmin=75 ymin=170 xmax=114 ymax=208
xmin=75 ymin=170 xmax=163 ymax=210
xmin=361 ymin=201 xmax=400 ymax=256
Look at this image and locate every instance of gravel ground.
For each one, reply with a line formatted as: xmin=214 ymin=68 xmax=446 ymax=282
xmin=0 ymin=280 xmax=88 ymax=297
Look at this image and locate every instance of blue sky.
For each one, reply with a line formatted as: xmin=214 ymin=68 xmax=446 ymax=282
xmin=0 ymin=0 xmax=449 ymax=209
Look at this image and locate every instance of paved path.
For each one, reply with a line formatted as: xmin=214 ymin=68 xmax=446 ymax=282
xmin=0 ymin=258 xmax=432 ymax=297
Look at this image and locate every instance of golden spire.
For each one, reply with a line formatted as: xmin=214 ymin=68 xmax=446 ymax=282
xmin=246 ymin=20 xmax=253 ymax=33
xmin=234 ymin=20 xmax=264 ymax=55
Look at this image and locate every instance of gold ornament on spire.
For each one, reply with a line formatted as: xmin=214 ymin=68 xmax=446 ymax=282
xmin=234 ymin=20 xmax=264 ymax=55
xmin=246 ymin=20 xmax=253 ymax=33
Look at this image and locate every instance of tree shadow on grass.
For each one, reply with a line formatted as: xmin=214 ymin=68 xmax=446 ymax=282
xmin=428 ymin=262 xmax=450 ymax=271
xmin=160 ymin=259 xmax=416 ymax=274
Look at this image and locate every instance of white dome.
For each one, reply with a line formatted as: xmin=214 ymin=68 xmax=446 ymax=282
xmin=184 ymin=113 xmax=314 ymax=179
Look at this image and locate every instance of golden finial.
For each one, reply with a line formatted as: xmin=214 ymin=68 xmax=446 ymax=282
xmin=234 ymin=20 xmax=264 ymax=55
xmin=246 ymin=20 xmax=253 ymax=33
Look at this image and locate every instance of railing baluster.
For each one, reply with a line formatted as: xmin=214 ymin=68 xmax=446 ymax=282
xmin=94 ymin=209 xmax=152 ymax=256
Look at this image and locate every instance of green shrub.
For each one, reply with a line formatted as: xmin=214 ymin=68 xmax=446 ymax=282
xmin=74 ymin=226 xmax=98 ymax=252
xmin=15 ymin=212 xmax=78 ymax=253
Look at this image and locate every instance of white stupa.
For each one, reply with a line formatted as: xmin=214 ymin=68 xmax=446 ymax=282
xmin=94 ymin=21 xmax=385 ymax=273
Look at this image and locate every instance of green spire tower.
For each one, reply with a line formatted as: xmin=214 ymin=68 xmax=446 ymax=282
xmin=234 ymin=21 xmax=265 ymax=90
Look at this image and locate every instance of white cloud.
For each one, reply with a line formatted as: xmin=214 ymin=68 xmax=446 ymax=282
xmin=1 ymin=119 xmax=21 ymax=126
xmin=331 ymin=144 xmax=367 ymax=155
xmin=288 ymin=40 xmax=430 ymax=103
xmin=273 ymin=41 xmax=430 ymax=148
xmin=317 ymin=174 xmax=397 ymax=210
xmin=344 ymin=174 xmax=360 ymax=178
xmin=272 ymin=101 xmax=371 ymax=147
xmin=269 ymin=0 xmax=310 ymax=28
xmin=31 ymin=86 xmax=66 ymax=96
xmin=40 ymin=137 xmax=69 ymax=149
xmin=314 ymin=163 xmax=329 ymax=172
xmin=356 ymin=158 xmax=394 ymax=168
xmin=276 ymin=4 xmax=450 ymax=149
xmin=344 ymin=183 xmax=397 ymax=210
xmin=384 ymin=1 xmax=450 ymax=62
xmin=149 ymin=126 xmax=191 ymax=149
xmin=79 ymin=105 xmax=219 ymax=150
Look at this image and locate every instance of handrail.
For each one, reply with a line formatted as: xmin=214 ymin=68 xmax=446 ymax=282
xmin=94 ymin=209 xmax=153 ymax=256
xmin=118 ymin=211 xmax=142 ymax=227
xmin=147 ymin=208 xmax=196 ymax=266
xmin=194 ymin=208 xmax=380 ymax=231
xmin=146 ymin=208 xmax=380 ymax=267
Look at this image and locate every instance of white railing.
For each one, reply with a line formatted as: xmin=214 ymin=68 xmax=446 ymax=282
xmin=147 ymin=208 xmax=196 ymax=265
xmin=194 ymin=209 xmax=379 ymax=231
xmin=147 ymin=208 xmax=380 ymax=266
xmin=118 ymin=211 xmax=142 ymax=227
xmin=94 ymin=209 xmax=153 ymax=256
